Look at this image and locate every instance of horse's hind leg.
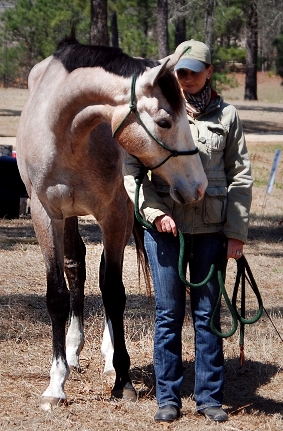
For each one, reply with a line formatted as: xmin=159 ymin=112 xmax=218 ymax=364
xmin=30 ymin=194 xmax=70 ymax=410
xmin=64 ymin=216 xmax=86 ymax=371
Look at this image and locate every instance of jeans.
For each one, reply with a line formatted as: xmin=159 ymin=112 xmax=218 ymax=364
xmin=144 ymin=229 xmax=227 ymax=411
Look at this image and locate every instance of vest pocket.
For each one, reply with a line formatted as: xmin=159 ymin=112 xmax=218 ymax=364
xmin=203 ymin=186 xmax=227 ymax=224
xmin=205 ymin=124 xmax=227 ymax=152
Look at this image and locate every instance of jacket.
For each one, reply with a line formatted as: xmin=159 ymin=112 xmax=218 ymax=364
xmin=123 ymin=95 xmax=253 ymax=243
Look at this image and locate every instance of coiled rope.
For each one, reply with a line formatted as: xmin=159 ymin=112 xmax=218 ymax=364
xmin=134 ymin=174 xmax=263 ymax=364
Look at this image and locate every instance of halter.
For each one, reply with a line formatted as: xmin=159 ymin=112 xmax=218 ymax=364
xmin=112 ymin=73 xmax=199 ymax=171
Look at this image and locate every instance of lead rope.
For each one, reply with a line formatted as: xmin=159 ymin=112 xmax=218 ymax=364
xmin=134 ymin=174 xmax=263 ymax=363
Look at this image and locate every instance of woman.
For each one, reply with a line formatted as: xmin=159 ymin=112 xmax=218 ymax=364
xmin=123 ymin=40 xmax=252 ymax=423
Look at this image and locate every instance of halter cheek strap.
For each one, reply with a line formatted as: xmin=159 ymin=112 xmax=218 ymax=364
xmin=112 ymin=73 xmax=199 ymax=171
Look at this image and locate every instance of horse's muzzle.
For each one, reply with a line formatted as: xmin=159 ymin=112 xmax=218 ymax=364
xmin=172 ymin=182 xmax=206 ymax=204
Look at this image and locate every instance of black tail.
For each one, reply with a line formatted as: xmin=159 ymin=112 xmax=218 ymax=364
xmin=132 ymin=216 xmax=151 ymax=294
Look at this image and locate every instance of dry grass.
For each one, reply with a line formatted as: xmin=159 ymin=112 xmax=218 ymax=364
xmin=1 ymin=76 xmax=283 ymax=430
xmin=1 ymin=146 xmax=283 ymax=431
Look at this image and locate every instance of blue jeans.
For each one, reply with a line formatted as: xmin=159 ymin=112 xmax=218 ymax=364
xmin=144 ymin=229 xmax=226 ymax=411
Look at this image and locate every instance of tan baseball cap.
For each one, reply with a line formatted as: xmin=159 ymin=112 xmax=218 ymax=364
xmin=174 ymin=40 xmax=211 ymax=72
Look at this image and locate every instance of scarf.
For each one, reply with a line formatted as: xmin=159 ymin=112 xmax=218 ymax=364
xmin=184 ymin=80 xmax=212 ymax=118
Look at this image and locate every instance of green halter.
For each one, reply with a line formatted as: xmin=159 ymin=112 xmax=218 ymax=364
xmin=113 ymin=73 xmax=199 ymax=171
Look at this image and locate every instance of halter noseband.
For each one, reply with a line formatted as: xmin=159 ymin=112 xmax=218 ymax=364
xmin=112 ymin=73 xmax=199 ymax=171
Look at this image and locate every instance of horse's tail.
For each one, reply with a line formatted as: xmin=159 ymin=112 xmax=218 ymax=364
xmin=132 ymin=216 xmax=152 ymax=295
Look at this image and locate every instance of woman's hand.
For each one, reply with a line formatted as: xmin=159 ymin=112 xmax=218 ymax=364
xmin=227 ymin=238 xmax=244 ymax=260
xmin=154 ymin=214 xmax=178 ymax=237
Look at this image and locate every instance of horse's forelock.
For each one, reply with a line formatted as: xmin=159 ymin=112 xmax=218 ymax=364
xmin=53 ymin=38 xmax=183 ymax=115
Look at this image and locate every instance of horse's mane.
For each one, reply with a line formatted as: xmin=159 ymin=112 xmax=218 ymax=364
xmin=53 ymin=37 xmax=183 ymax=114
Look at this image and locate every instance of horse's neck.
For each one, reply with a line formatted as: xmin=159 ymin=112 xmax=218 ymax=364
xmin=56 ymin=66 xmax=131 ymax=111
xmin=43 ymin=61 xmax=132 ymax=141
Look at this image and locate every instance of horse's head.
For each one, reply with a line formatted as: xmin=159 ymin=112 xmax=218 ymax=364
xmin=112 ymin=54 xmax=208 ymax=204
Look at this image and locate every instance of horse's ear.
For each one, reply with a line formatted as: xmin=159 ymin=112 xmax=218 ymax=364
xmin=138 ymin=59 xmax=170 ymax=90
xmin=139 ymin=48 xmax=187 ymax=90
xmin=158 ymin=47 xmax=188 ymax=71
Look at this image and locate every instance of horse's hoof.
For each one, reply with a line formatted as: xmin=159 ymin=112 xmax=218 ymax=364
xmin=111 ymin=382 xmax=137 ymax=402
xmin=39 ymin=396 xmax=66 ymax=411
xmin=122 ymin=386 xmax=137 ymax=402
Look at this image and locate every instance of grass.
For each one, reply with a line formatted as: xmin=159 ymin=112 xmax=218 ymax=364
xmin=222 ymin=72 xmax=283 ymax=103
xmin=248 ymin=143 xmax=283 ymax=191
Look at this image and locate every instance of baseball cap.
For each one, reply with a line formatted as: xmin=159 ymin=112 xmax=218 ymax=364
xmin=174 ymin=40 xmax=211 ymax=73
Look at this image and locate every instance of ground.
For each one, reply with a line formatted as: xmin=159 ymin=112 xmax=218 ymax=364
xmin=0 ymin=73 xmax=283 ymax=431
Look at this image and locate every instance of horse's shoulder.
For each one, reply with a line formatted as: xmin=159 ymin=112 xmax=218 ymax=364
xmin=28 ymin=56 xmax=53 ymax=92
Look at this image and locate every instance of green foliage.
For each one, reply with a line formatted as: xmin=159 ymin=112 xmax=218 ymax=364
xmin=0 ymin=0 xmax=90 ymax=85
xmin=211 ymin=45 xmax=245 ymax=93
xmin=1 ymin=0 xmax=282 ymax=89
xmin=214 ymin=4 xmax=245 ymax=45
xmin=215 ymin=46 xmax=246 ymax=67
xmin=108 ymin=0 xmax=158 ymax=57
xmin=212 ymin=71 xmax=238 ymax=93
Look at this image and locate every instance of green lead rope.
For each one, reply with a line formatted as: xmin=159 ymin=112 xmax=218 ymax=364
xmin=134 ymin=174 xmax=263 ymax=359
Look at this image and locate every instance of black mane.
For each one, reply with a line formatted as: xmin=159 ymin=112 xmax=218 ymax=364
xmin=53 ymin=37 xmax=183 ymax=115
xmin=53 ymin=37 xmax=158 ymax=76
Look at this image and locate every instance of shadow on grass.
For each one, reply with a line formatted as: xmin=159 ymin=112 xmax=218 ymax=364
xmin=1 ymin=214 xmax=283 ymax=251
xmin=0 ymin=108 xmax=22 ymax=117
xmin=0 ymin=292 xmax=155 ymax=340
xmin=233 ymin=105 xmax=283 ymax=113
xmin=132 ymin=358 xmax=283 ymax=416
xmin=248 ymin=214 xmax=283 ymax=244
xmin=0 ymin=217 xmax=136 ymax=250
xmin=243 ymin=120 xmax=283 ymax=134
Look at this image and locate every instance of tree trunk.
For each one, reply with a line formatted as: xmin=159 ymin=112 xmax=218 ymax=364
xmin=91 ymin=0 xmax=109 ymax=46
xmin=204 ymin=0 xmax=216 ymax=56
xmin=174 ymin=0 xmax=186 ymax=48
xmin=244 ymin=0 xmax=258 ymax=100
xmin=157 ymin=0 xmax=169 ymax=58
xmin=110 ymin=10 xmax=119 ymax=47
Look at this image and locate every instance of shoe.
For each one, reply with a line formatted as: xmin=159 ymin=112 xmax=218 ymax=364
xmin=154 ymin=405 xmax=180 ymax=422
xmin=199 ymin=407 xmax=228 ymax=422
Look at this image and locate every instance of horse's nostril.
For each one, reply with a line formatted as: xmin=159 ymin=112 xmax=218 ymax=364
xmin=174 ymin=190 xmax=186 ymax=205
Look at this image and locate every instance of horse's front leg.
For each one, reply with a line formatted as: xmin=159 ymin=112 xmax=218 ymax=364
xmin=64 ymin=216 xmax=86 ymax=371
xmin=31 ymin=195 xmax=70 ymax=410
xmin=99 ymin=213 xmax=136 ymax=401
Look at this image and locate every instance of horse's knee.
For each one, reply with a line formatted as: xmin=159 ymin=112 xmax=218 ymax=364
xmin=46 ymin=287 xmax=70 ymax=322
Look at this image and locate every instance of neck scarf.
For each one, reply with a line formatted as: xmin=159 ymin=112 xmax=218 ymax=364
xmin=184 ymin=80 xmax=212 ymax=118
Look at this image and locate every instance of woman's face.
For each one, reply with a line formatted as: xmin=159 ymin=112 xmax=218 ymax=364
xmin=176 ymin=64 xmax=214 ymax=95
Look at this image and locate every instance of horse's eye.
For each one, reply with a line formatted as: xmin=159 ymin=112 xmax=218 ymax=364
xmin=156 ymin=119 xmax=172 ymax=129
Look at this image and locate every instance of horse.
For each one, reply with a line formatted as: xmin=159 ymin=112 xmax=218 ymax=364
xmin=16 ymin=37 xmax=207 ymax=411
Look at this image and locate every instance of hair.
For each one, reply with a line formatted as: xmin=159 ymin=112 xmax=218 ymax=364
xmin=53 ymin=37 xmax=183 ymax=115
